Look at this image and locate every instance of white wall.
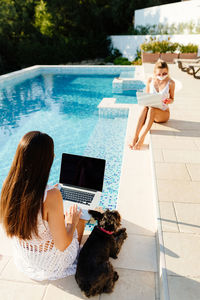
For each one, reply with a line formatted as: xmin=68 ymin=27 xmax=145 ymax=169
xmin=134 ymin=1 xmax=200 ymax=28
xmin=111 ymin=35 xmax=200 ymax=61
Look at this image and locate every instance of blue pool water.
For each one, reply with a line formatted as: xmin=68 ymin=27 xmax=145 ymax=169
xmin=0 ymin=73 xmax=129 ymax=211
xmin=115 ymin=90 xmax=137 ymax=104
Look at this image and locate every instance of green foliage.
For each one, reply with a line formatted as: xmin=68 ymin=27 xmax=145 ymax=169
xmin=34 ymin=0 xmax=54 ymax=37
xmin=104 ymin=48 xmax=122 ymax=63
xmin=135 ymin=48 xmax=141 ymax=60
xmin=105 ymin=48 xmax=132 ymax=65
xmin=131 ymin=48 xmax=142 ymax=65
xmin=179 ymin=43 xmax=198 ymax=53
xmin=113 ymin=57 xmax=131 ymax=65
xmin=131 ymin=58 xmax=142 ymax=65
xmin=140 ymin=38 xmax=198 ymax=54
xmin=141 ymin=37 xmax=179 ymax=53
xmin=0 ymin=0 xmax=181 ymax=74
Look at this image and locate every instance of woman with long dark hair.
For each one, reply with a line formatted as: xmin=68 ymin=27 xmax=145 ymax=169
xmin=0 ymin=131 xmax=86 ymax=280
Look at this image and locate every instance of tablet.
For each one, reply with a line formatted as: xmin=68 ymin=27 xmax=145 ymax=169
xmin=137 ymin=92 xmax=163 ymax=110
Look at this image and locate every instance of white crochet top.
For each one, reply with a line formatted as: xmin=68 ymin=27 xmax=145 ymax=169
xmin=12 ymin=186 xmax=80 ymax=281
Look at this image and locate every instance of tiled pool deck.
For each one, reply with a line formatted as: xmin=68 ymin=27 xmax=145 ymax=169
xmin=145 ymin=63 xmax=200 ymax=300
xmin=0 ymin=64 xmax=200 ymax=299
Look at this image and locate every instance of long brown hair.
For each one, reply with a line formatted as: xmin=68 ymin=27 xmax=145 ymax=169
xmin=0 ymin=131 xmax=54 ymax=240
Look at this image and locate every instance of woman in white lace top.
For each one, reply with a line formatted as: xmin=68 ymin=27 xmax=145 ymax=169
xmin=0 ymin=131 xmax=86 ymax=280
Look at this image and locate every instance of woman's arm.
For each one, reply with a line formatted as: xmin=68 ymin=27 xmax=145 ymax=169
xmin=169 ymin=80 xmax=175 ymax=103
xmin=146 ymin=77 xmax=152 ymax=93
xmin=45 ymin=188 xmax=81 ymax=251
xmin=164 ymin=79 xmax=175 ymax=104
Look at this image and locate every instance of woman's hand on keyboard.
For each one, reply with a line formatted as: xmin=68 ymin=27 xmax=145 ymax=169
xmin=65 ymin=204 xmax=82 ymax=226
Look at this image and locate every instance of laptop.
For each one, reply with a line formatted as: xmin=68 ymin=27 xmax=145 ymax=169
xmin=58 ymin=153 xmax=106 ymax=220
xmin=137 ymin=92 xmax=164 ymax=110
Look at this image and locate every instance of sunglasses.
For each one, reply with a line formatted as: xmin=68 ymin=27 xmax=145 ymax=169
xmin=157 ymin=72 xmax=168 ymax=76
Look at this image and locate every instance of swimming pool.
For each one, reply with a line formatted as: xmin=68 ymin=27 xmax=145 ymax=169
xmin=0 ymin=66 xmax=137 ymax=211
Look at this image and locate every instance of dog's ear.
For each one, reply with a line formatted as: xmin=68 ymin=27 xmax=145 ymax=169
xmin=112 ymin=210 xmax=121 ymax=221
xmin=88 ymin=210 xmax=103 ymax=220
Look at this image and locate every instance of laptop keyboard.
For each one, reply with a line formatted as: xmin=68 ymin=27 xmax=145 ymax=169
xmin=60 ymin=188 xmax=95 ymax=206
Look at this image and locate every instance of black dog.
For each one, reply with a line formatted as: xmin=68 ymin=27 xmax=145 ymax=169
xmin=75 ymin=209 xmax=127 ymax=298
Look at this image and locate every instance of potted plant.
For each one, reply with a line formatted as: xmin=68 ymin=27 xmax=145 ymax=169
xmin=140 ymin=37 xmax=160 ymax=63
xmin=140 ymin=37 xmax=179 ymax=63
xmin=160 ymin=40 xmax=179 ymax=63
xmin=178 ymin=43 xmax=198 ymax=59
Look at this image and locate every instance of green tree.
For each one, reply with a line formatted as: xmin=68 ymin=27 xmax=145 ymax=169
xmin=0 ymin=0 xmax=180 ymax=74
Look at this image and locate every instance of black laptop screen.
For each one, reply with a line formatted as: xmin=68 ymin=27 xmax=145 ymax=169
xmin=59 ymin=153 xmax=106 ymax=192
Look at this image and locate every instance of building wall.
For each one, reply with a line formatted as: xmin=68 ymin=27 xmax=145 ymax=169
xmin=134 ymin=1 xmax=200 ymax=28
xmin=111 ymin=35 xmax=200 ymax=61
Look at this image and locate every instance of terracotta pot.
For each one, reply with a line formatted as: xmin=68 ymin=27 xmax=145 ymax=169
xmin=179 ymin=53 xmax=197 ymax=59
xmin=142 ymin=52 xmax=160 ymax=63
xmin=160 ymin=53 xmax=179 ymax=63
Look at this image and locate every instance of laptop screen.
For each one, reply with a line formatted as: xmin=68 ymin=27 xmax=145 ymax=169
xmin=59 ymin=153 xmax=106 ymax=192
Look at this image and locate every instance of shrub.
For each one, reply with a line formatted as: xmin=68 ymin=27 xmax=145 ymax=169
xmin=179 ymin=43 xmax=198 ymax=53
xmin=105 ymin=47 xmax=132 ymax=65
xmin=113 ymin=57 xmax=131 ymax=65
xmin=141 ymin=37 xmax=179 ymax=53
xmin=131 ymin=58 xmax=142 ymax=65
xmin=131 ymin=48 xmax=142 ymax=65
xmin=104 ymin=48 xmax=122 ymax=63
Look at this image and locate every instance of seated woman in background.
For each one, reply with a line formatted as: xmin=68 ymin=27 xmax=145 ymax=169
xmin=129 ymin=60 xmax=175 ymax=150
xmin=0 ymin=131 xmax=86 ymax=281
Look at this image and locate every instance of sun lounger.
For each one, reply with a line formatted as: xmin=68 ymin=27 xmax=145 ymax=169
xmin=174 ymin=58 xmax=200 ymax=71
xmin=187 ymin=63 xmax=200 ymax=78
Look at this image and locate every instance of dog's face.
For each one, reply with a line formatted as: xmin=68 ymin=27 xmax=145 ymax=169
xmin=88 ymin=209 xmax=121 ymax=232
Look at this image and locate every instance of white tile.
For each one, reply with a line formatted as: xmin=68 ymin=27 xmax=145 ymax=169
xmin=163 ymin=149 xmax=200 ymax=163
xmin=120 ymin=151 xmax=151 ymax=175
xmin=157 ymin=179 xmax=200 ymax=203
xmin=195 ymin=139 xmax=200 ymax=150
xmin=159 ymin=202 xmax=179 ymax=232
xmin=0 ymin=225 xmax=13 ymax=256
xmin=166 ymin=119 xmax=200 ymax=131
xmin=152 ymin=138 xmax=198 ymax=150
xmin=0 ymin=257 xmax=48 ymax=284
xmin=163 ymin=232 xmax=200 ymax=277
xmin=117 ymin=140 xmax=156 ymax=235
xmin=152 ymin=149 xmax=164 ymax=162
xmin=117 ymin=174 xmax=157 ymax=235
xmin=0 ymin=280 xmax=46 ymax=300
xmin=175 ymin=131 xmax=200 ymax=139
xmin=100 ymin=269 xmax=155 ymax=300
xmin=111 ymin=234 xmax=157 ymax=272
xmin=168 ymin=276 xmax=200 ymax=300
xmin=155 ymin=163 xmax=190 ymax=180
xmin=44 ymin=276 xmax=99 ymax=300
xmin=120 ymin=218 xmax=155 ymax=236
xmin=186 ymin=163 xmax=200 ymax=181
xmin=0 ymin=255 xmax=11 ymax=274
xmin=174 ymin=203 xmax=200 ymax=234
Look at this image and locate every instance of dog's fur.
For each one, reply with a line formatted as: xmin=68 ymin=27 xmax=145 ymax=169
xmin=75 ymin=209 xmax=127 ymax=298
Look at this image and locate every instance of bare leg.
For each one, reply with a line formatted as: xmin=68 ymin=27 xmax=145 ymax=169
xmin=129 ymin=106 xmax=149 ymax=149
xmin=76 ymin=219 xmax=87 ymax=244
xmin=134 ymin=108 xmax=169 ymax=150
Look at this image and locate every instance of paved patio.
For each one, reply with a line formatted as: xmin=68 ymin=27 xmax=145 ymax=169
xmin=144 ymin=63 xmax=200 ymax=300
xmin=0 ymin=63 xmax=199 ymax=300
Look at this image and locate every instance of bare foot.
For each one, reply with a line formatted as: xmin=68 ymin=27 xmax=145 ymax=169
xmin=133 ymin=137 xmax=144 ymax=150
xmin=129 ymin=137 xmax=138 ymax=149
